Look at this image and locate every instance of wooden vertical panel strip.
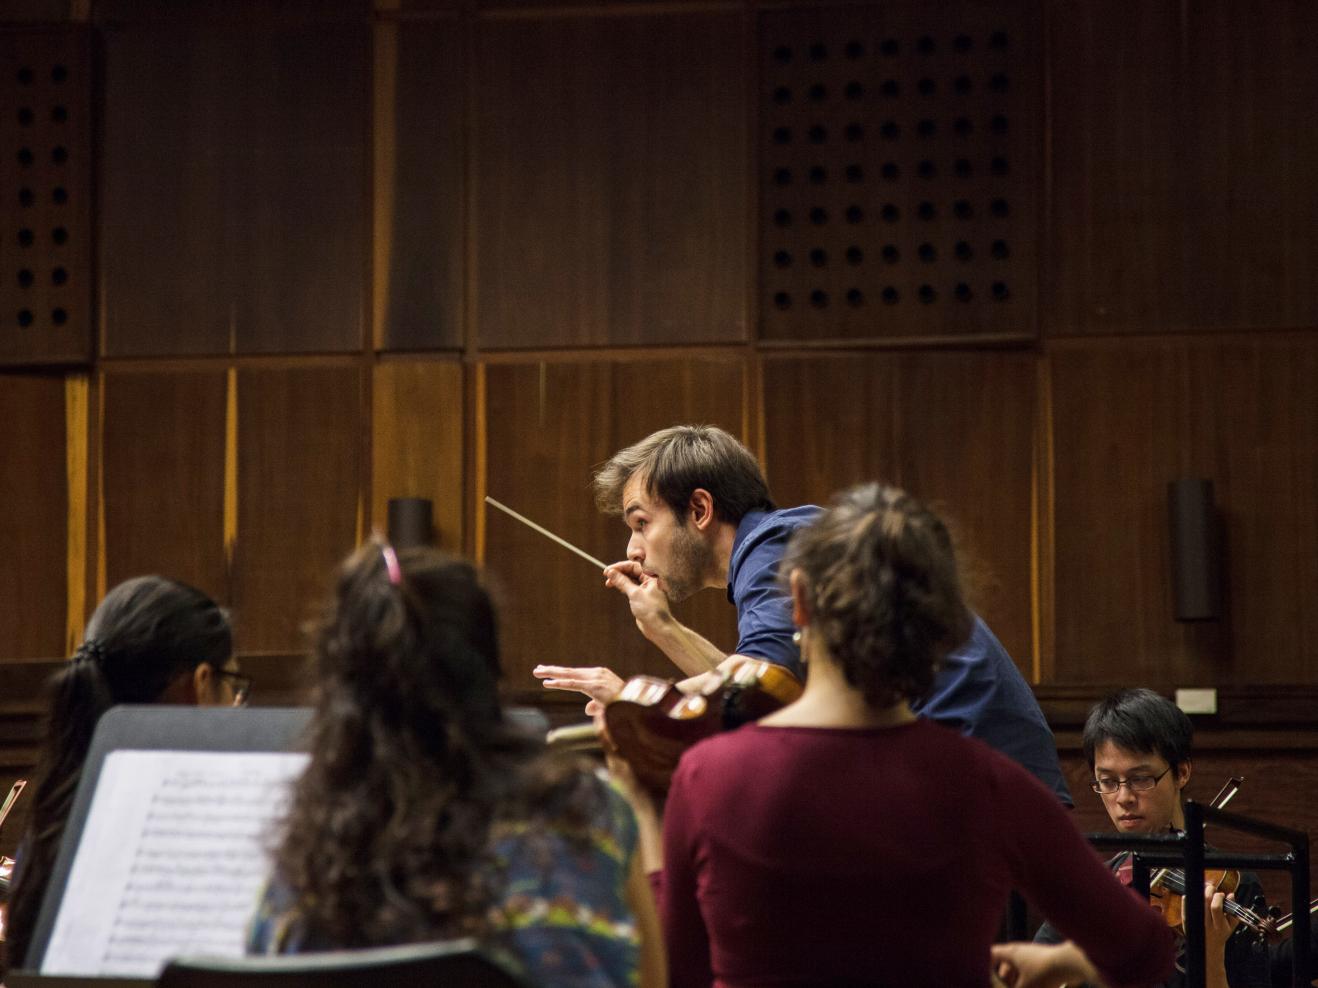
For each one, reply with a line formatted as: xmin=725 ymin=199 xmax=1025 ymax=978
xmin=1032 ymin=353 xmax=1055 ymax=684
xmin=95 ymin=371 xmax=105 ymax=603
xmin=224 ymin=367 xmax=238 ymax=577
xmin=373 ymin=20 xmax=397 ymax=351
xmin=65 ymin=373 xmax=89 ymax=652
xmin=474 ymin=362 xmax=487 ymax=564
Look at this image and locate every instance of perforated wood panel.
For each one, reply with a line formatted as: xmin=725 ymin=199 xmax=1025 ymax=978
xmin=759 ymin=3 xmax=1037 ymax=342
xmin=0 ymin=26 xmax=92 ymax=366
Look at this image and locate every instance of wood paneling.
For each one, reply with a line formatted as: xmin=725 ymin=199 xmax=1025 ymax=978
xmin=0 ymin=26 xmax=92 ymax=366
xmin=1050 ymin=338 xmax=1318 ymax=686
xmin=483 ymin=358 xmax=746 ymax=703
xmin=762 ymin=350 xmax=1038 ymax=671
xmin=374 ymin=16 xmax=465 ymax=351
xmin=371 ymin=360 xmax=466 ymax=549
xmin=0 ymin=375 xmax=68 ymax=660
xmin=98 ymin=4 xmax=369 ymax=355
xmin=233 ymin=366 xmax=363 ymax=651
xmin=759 ymin=2 xmax=1038 ymax=342
xmin=1048 ymin=0 xmax=1318 ymax=335
xmin=100 ymin=369 xmax=228 ymax=600
xmin=474 ymin=9 xmax=747 ymax=349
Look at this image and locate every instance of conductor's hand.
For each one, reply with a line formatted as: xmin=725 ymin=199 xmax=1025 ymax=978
xmin=990 ymin=940 xmax=1102 ymax=988
xmin=533 ymin=664 xmax=625 ymax=716
xmin=603 ymin=560 xmax=673 ymax=642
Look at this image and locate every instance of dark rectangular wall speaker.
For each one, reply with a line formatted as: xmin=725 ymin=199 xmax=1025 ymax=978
xmin=1168 ymin=478 xmax=1222 ymax=621
xmin=387 ymin=497 xmax=434 ymax=550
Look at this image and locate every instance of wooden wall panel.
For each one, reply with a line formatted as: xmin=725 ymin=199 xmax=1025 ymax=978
xmin=1048 ymin=0 xmax=1318 ymax=335
xmin=482 ymin=358 xmax=746 ymax=708
xmin=98 ymin=4 xmax=369 ymax=356
xmin=474 ymin=9 xmax=748 ymax=349
xmin=371 ymin=360 xmax=466 ymax=550
xmin=374 ymin=16 xmax=465 ymax=351
xmin=233 ymin=366 xmax=363 ymax=652
xmin=758 ymin=2 xmax=1038 ymax=342
xmin=762 ymin=351 xmax=1038 ymax=672
xmin=100 ymin=369 xmax=228 ymax=600
xmin=1051 ymin=338 xmax=1318 ymax=686
xmin=0 ymin=375 xmax=67 ymax=660
xmin=0 ymin=26 xmax=93 ymax=366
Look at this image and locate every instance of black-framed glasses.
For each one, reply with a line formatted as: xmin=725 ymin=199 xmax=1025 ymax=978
xmin=217 ymin=669 xmax=252 ymax=707
xmin=1090 ymin=766 xmax=1171 ymax=795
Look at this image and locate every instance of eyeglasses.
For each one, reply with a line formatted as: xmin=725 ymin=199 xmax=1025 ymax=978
xmin=1090 ymin=766 xmax=1172 ymax=795
xmin=217 ymin=669 xmax=253 ymax=707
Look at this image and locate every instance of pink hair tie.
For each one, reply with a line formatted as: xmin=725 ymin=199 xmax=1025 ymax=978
xmin=380 ymin=543 xmax=402 ymax=586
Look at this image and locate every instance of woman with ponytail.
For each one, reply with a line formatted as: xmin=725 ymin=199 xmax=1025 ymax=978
xmin=4 ymin=576 xmax=237 ymax=971
xmin=624 ymin=483 xmax=1175 ymax=988
xmin=246 ymin=543 xmax=663 ymax=988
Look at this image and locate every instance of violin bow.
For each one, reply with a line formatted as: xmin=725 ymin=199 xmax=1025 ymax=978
xmin=0 ymin=778 xmax=26 ymax=833
xmin=486 ymin=494 xmax=727 ymax=680
xmin=1150 ymin=776 xmax=1244 ymax=891
xmin=485 ymin=496 xmax=608 ymax=569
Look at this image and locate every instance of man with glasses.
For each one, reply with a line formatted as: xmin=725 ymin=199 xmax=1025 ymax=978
xmin=1034 ymin=688 xmax=1270 ymax=988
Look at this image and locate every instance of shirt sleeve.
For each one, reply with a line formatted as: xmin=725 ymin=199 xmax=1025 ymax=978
xmin=992 ymin=755 xmax=1176 ymax=988
xmin=730 ymin=525 xmax=801 ymax=676
xmin=660 ymin=755 xmax=714 ymax=988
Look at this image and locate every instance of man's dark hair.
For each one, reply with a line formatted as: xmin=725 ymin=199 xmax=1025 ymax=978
xmin=592 ymin=424 xmax=775 ymax=524
xmin=1082 ymin=688 xmax=1193 ymax=773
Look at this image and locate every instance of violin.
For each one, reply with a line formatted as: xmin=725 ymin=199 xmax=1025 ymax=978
xmin=1145 ymin=777 xmax=1276 ymax=941
xmin=547 ymin=660 xmax=803 ymax=796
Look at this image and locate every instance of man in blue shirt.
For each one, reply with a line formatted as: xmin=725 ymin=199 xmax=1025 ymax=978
xmin=533 ymin=424 xmax=1071 ymax=805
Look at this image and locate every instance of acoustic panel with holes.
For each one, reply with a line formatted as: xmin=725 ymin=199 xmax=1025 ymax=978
xmin=759 ymin=3 xmax=1037 ymax=342
xmin=0 ymin=26 xmax=92 ymax=366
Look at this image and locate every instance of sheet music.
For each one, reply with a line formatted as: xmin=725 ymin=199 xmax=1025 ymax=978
xmin=41 ymin=749 xmax=308 ymax=977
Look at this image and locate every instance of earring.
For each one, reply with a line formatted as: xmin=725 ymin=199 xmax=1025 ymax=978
xmin=792 ymin=629 xmax=802 ymax=645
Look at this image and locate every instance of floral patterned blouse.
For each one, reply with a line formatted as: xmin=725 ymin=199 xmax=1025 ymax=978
xmin=246 ymin=774 xmax=641 ymax=987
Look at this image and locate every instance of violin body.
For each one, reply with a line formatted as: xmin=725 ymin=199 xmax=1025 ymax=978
xmin=604 ymin=660 xmax=804 ymax=796
xmin=1150 ymin=867 xmax=1244 ymax=931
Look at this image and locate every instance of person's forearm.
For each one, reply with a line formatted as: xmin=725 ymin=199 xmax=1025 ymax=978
xmin=645 ymin=614 xmax=725 ymax=676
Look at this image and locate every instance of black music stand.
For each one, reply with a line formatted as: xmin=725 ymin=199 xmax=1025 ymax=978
xmin=11 ymin=705 xmax=312 ymax=988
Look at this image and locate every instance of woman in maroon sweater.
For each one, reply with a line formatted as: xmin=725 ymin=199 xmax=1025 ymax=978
xmin=627 ymin=483 xmax=1174 ymax=988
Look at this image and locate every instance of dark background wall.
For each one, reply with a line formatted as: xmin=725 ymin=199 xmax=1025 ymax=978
xmin=2 ymin=0 xmax=1316 ymax=900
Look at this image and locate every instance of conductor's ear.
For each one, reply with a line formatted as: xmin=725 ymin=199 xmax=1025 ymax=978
xmin=688 ymin=489 xmax=716 ymax=531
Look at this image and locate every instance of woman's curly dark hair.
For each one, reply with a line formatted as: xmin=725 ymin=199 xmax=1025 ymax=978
xmin=782 ymin=483 xmax=973 ymax=708
xmin=270 ymin=543 xmax=601 ymax=948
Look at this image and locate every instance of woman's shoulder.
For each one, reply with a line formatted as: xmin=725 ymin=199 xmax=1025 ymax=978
xmin=498 ymin=752 xmax=636 ymax=847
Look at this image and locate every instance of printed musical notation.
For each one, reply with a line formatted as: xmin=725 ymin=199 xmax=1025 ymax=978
xmin=41 ymin=749 xmax=308 ymax=977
